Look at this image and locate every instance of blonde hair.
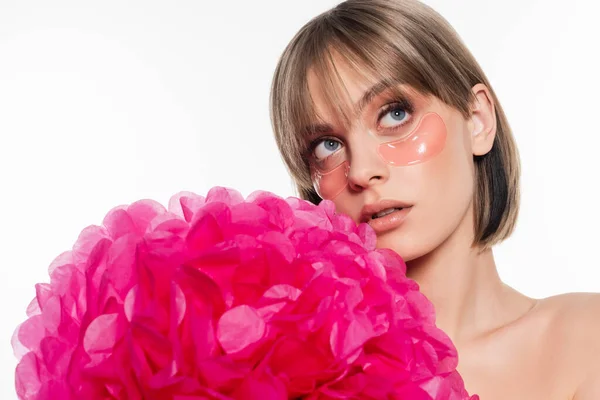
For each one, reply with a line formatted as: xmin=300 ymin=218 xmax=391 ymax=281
xmin=269 ymin=0 xmax=520 ymax=248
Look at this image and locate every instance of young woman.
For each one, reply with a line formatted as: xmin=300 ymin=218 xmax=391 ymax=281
xmin=269 ymin=0 xmax=600 ymax=398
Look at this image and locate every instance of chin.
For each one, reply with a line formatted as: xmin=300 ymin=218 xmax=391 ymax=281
xmin=374 ymin=230 xmax=436 ymax=263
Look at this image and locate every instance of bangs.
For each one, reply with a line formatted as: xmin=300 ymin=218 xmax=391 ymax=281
xmin=300 ymin=52 xmax=414 ymax=140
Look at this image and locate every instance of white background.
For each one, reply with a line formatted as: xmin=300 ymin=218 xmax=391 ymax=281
xmin=1 ymin=0 xmax=599 ymax=398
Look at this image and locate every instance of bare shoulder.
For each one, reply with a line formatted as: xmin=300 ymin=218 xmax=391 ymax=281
xmin=542 ymin=291 xmax=600 ymax=315
xmin=538 ymin=293 xmax=600 ymax=398
xmin=542 ymin=292 xmax=600 ymax=330
xmin=540 ymin=292 xmax=600 ymax=345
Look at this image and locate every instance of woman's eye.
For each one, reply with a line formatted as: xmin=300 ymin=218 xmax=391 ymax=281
xmin=313 ymin=139 xmax=342 ymax=160
xmin=380 ymin=106 xmax=408 ymax=129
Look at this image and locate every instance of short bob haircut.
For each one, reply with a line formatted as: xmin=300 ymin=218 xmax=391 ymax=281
xmin=269 ymin=0 xmax=520 ymax=249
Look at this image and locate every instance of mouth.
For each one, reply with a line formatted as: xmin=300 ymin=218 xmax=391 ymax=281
xmin=360 ymin=200 xmax=413 ymax=234
xmin=360 ymin=200 xmax=412 ymax=223
xmin=367 ymin=207 xmax=412 ymax=234
xmin=371 ymin=207 xmax=404 ymax=220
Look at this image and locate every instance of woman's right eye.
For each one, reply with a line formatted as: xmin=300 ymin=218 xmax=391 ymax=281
xmin=313 ymin=138 xmax=342 ymax=160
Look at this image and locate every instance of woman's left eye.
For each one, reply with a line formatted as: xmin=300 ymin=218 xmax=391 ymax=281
xmin=379 ymin=105 xmax=409 ymax=129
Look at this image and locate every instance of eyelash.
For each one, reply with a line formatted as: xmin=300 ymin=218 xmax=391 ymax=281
xmin=377 ymin=98 xmax=414 ymax=131
xmin=306 ymin=99 xmax=414 ymax=155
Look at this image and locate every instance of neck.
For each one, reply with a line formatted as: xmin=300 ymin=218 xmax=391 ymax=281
xmin=405 ymin=210 xmax=535 ymax=346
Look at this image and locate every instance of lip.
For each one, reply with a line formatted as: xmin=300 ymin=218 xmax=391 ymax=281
xmin=359 ymin=199 xmax=413 ymax=223
xmin=367 ymin=207 xmax=412 ymax=234
xmin=360 ymin=199 xmax=413 ymax=235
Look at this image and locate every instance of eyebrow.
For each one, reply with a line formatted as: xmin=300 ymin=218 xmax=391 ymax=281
xmin=302 ymin=79 xmax=396 ymax=135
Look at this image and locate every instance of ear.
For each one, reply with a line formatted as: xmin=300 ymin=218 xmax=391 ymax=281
xmin=469 ymin=83 xmax=497 ymax=156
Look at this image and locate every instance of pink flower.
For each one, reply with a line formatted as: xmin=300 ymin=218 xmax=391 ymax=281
xmin=13 ymin=187 xmax=478 ymax=399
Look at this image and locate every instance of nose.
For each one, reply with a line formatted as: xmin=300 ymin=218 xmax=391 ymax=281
xmin=346 ymin=134 xmax=389 ymax=192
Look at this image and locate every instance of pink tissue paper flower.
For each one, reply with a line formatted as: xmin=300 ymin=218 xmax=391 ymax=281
xmin=12 ymin=187 xmax=478 ymax=400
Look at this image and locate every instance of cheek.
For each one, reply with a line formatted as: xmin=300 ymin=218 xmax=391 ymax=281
xmin=413 ymin=123 xmax=475 ymax=211
xmin=385 ymin=113 xmax=473 ymax=212
xmin=312 ymin=161 xmax=349 ymax=200
xmin=380 ymin=138 xmax=474 ymax=259
xmin=379 ymin=111 xmax=462 ymax=203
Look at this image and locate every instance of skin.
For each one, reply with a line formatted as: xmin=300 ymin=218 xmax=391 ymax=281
xmin=305 ymin=56 xmax=600 ymax=399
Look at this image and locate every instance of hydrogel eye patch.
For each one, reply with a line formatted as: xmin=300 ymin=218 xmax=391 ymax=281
xmin=377 ymin=112 xmax=446 ymax=166
xmin=312 ymin=112 xmax=447 ymax=200
xmin=313 ymin=161 xmax=349 ymax=200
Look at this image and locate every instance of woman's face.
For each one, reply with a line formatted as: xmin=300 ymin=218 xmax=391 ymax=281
xmin=305 ymin=59 xmax=494 ymax=261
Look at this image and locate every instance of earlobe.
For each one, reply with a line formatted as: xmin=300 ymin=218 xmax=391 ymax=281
xmin=469 ymin=83 xmax=497 ymax=156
